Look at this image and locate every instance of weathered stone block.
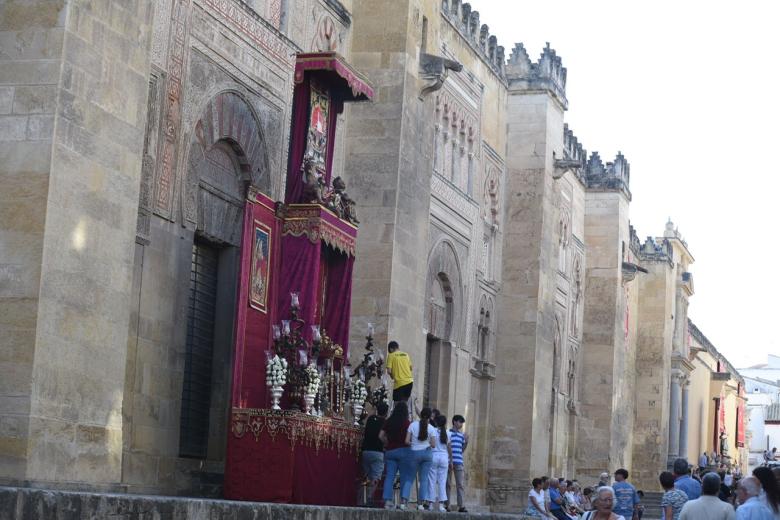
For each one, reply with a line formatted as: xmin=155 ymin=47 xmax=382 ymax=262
xmin=25 ymin=114 xmax=53 ymax=139
xmin=0 ymin=115 xmax=28 ymax=140
xmin=12 ymin=85 xmax=56 ymax=114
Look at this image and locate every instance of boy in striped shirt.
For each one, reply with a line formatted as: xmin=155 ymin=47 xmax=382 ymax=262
xmin=448 ymin=414 xmax=469 ymax=512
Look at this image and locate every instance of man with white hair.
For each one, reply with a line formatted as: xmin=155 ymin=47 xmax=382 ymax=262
xmin=585 ymin=487 xmax=625 ymax=520
xmin=679 ymin=472 xmax=734 ymax=520
xmin=736 ymin=476 xmax=774 ymax=520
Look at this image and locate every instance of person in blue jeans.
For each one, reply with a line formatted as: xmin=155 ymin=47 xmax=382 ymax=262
xmin=360 ymin=402 xmax=389 ymax=507
xmin=404 ymin=407 xmax=436 ymax=510
xmin=379 ymin=402 xmax=411 ymax=509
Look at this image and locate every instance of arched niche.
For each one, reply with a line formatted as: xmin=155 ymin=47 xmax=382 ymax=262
xmin=424 ymin=239 xmax=463 ymax=344
xmin=183 ymin=91 xmax=270 ymax=242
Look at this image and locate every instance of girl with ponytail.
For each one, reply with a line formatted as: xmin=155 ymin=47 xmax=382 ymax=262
xmin=428 ymin=414 xmax=450 ymax=512
xmin=402 ymin=406 xmax=436 ymax=509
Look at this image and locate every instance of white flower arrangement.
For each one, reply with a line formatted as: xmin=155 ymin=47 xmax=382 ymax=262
xmin=350 ymin=379 xmax=368 ymax=405
xmin=265 ymin=354 xmax=288 ymax=387
xmin=304 ymin=364 xmax=321 ymax=395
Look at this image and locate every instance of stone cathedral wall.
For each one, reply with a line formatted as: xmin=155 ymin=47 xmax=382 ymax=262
xmin=0 ymin=0 xmax=731 ymax=509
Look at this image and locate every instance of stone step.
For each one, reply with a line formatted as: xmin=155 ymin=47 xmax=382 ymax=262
xmin=0 ymin=486 xmax=524 ymax=519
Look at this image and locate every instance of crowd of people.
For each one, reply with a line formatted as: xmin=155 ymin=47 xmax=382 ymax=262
xmin=358 ymin=341 xmax=780 ymax=517
xmin=358 ymin=341 xmax=471 ymax=511
xmin=523 ymin=458 xmax=780 ymax=520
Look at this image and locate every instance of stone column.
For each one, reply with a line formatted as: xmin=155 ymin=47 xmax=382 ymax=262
xmin=667 ymin=372 xmax=682 ymax=465
xmin=679 ymin=379 xmax=690 ymax=462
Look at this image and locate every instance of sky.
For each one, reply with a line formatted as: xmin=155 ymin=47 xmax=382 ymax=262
xmin=475 ymin=0 xmax=780 ymax=367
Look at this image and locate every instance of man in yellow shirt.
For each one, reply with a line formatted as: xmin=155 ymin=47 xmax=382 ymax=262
xmin=386 ymin=341 xmax=413 ymax=404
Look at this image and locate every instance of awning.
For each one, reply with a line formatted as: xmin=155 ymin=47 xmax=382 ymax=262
xmin=294 ymin=52 xmax=374 ymax=102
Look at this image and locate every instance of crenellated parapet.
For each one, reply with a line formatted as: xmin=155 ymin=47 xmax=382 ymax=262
xmin=441 ymin=0 xmax=505 ymax=77
xmin=506 ymin=42 xmax=567 ymax=108
xmin=636 ymin=235 xmax=674 ymax=266
xmin=583 ymin=151 xmax=632 ymax=199
xmin=561 ymin=124 xmax=588 ymax=183
xmin=629 ymin=225 xmax=643 ymax=258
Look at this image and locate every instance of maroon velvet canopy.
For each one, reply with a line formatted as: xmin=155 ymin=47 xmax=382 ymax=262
xmin=294 ymin=52 xmax=375 ymax=101
xmin=285 ymin=52 xmax=373 ymax=204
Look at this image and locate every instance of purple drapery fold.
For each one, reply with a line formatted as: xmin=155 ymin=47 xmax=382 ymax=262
xmin=278 ymin=234 xmax=322 ymax=340
xmin=285 ymin=77 xmax=310 ymax=204
xmin=321 ymin=247 xmax=354 ymax=357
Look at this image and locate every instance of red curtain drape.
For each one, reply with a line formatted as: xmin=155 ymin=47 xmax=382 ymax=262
xmin=278 ymin=234 xmax=323 ymax=343
xmin=285 ymin=77 xmax=310 ymax=204
xmin=321 ymin=246 xmax=354 ymax=357
xmin=292 ymin=443 xmax=359 ymax=505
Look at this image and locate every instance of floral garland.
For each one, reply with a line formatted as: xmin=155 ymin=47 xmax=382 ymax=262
xmin=304 ymin=364 xmax=321 ymax=395
xmin=350 ymin=380 xmax=368 ymax=405
xmin=266 ymin=355 xmax=288 ymax=387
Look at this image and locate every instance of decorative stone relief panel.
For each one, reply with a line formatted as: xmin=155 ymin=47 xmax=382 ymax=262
xmin=154 ymin=0 xmax=193 ymax=219
xmin=150 ymin=0 xmax=174 ymax=69
xmin=479 ymin=147 xmax=505 ymax=285
xmin=199 ymin=0 xmax=296 ymax=67
xmin=431 ymin=173 xmax=479 ymax=224
xmin=433 ymin=88 xmax=479 ymax=193
xmin=552 ymin=313 xmax=563 ymax=390
xmin=136 ymin=69 xmax=165 ymax=244
xmin=243 ymin=0 xmax=284 ymax=29
xmin=304 ymin=0 xmax=351 ymax=53
xmin=482 ymin=165 xmax=500 ymax=229
xmin=558 ymin=207 xmax=571 ymax=275
xmin=569 ymin=252 xmax=583 ymax=340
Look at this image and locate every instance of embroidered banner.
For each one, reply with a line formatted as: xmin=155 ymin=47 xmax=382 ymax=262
xmin=249 ymin=223 xmax=271 ymax=312
xmin=305 ymin=82 xmax=330 ymax=175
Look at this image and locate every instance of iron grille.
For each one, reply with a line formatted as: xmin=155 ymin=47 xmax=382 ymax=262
xmin=179 ymin=241 xmax=219 ymax=458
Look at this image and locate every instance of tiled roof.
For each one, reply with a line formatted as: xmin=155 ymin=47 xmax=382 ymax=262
xmin=767 ymin=403 xmax=780 ymax=422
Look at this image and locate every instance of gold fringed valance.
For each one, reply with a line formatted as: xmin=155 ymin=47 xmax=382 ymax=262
xmin=231 ymin=408 xmax=363 ymax=456
xmin=280 ymin=204 xmax=357 ymax=257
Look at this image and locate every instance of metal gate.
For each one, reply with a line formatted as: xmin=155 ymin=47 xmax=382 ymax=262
xmin=179 ymin=240 xmax=219 ymax=458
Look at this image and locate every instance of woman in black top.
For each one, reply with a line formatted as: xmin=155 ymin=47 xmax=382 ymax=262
xmin=361 ymin=402 xmax=389 ymax=506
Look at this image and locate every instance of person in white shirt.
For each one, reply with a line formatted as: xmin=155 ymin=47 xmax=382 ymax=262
xmin=679 ymin=473 xmax=735 ymax=520
xmin=526 ymin=478 xmax=555 ymax=518
xmin=404 ymin=407 xmax=436 ymax=511
xmin=427 ymin=415 xmax=450 ymax=512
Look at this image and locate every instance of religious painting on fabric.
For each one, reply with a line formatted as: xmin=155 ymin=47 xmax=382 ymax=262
xmin=305 ymin=83 xmax=330 ymax=174
xmin=250 ymin=223 xmax=271 ymax=312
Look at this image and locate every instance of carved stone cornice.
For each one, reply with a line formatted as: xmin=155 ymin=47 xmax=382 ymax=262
xmin=431 ymin=173 xmax=480 ymax=222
